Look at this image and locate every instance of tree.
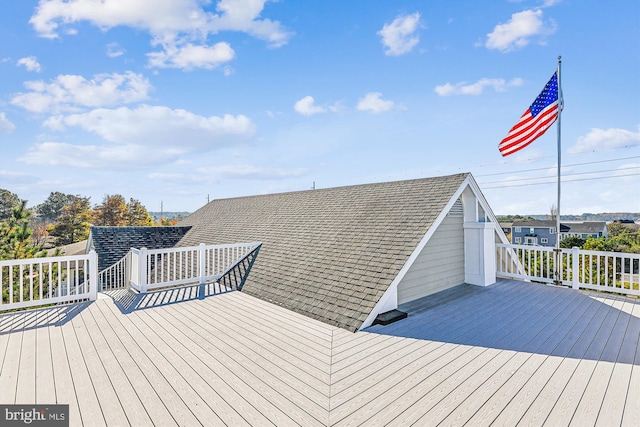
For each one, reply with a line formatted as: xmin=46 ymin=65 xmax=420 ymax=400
xmin=35 ymin=192 xmax=77 ymax=222
xmin=560 ymin=236 xmax=586 ymax=249
xmin=0 ymin=201 xmax=44 ymax=260
xmin=0 ymin=189 xmax=22 ymax=221
xmin=92 ymin=195 xmax=153 ymax=226
xmin=30 ymin=220 xmax=51 ymax=248
xmin=156 ymin=217 xmax=179 ymax=226
xmin=92 ymin=194 xmax=127 ymax=226
xmin=124 ymin=198 xmax=153 ymax=226
xmin=49 ymin=196 xmax=92 ymax=245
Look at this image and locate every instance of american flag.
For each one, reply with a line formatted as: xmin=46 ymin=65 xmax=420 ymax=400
xmin=498 ymin=71 xmax=559 ymax=157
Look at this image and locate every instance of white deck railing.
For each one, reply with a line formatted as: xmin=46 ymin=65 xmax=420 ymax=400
xmin=98 ymin=252 xmax=131 ymax=292
xmin=0 ymin=251 xmax=98 ymax=311
xmin=497 ymin=243 xmax=640 ymax=296
xmin=97 ymin=242 xmax=261 ymax=293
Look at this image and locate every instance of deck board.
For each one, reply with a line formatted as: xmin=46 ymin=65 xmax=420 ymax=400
xmin=152 ymin=299 xmax=326 ymax=426
xmin=97 ymin=300 xmax=203 ymax=426
xmin=121 ymin=309 xmax=245 ymax=426
xmin=78 ymin=305 xmax=154 ymax=427
xmin=0 ymin=279 xmax=638 ymax=426
xmin=0 ymin=316 xmax=23 ymax=404
xmin=101 ymin=299 xmax=224 ymax=426
xmin=34 ymin=310 xmax=56 ymax=405
xmin=69 ymin=306 xmax=129 ymax=426
xmin=88 ymin=300 xmax=179 ymax=427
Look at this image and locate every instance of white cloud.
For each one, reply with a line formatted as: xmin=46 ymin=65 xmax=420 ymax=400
xmin=356 ymin=92 xmax=396 ymax=113
xmin=210 ymin=0 xmax=292 ymax=48
xmin=21 ymin=105 xmax=256 ymax=169
xmin=30 ymin=0 xmax=292 ymax=69
xmin=0 ymin=112 xmax=16 ymax=132
xmin=294 ymin=96 xmax=326 ymax=116
xmin=435 ymin=77 xmax=524 ymax=96
xmin=11 ymin=71 xmax=152 ymax=113
xmin=44 ymin=104 xmax=255 ymax=147
xmin=378 ymin=12 xmax=421 ymax=56
xmin=568 ymin=126 xmax=640 ymax=154
xmin=485 ymin=9 xmax=556 ymax=52
xmin=293 ymin=96 xmax=344 ymax=116
xmin=20 ymin=142 xmax=166 ymax=169
xmin=148 ymin=42 xmax=235 ymax=70
xmin=106 ymin=42 xmax=125 ymax=58
xmin=17 ymin=56 xmax=42 ymax=72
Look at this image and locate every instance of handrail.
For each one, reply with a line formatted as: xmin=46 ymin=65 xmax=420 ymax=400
xmin=130 ymin=242 xmax=261 ymax=293
xmin=0 ymin=251 xmax=98 ymax=311
xmin=496 ymin=243 xmax=640 ymax=296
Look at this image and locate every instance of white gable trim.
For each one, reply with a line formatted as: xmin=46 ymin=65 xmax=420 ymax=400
xmin=359 ymin=174 xmax=511 ymax=330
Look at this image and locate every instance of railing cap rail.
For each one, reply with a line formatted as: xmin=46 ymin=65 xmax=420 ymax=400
xmin=0 ymin=252 xmax=94 ymax=267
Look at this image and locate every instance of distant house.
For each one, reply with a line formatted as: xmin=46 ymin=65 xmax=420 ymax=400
xmin=499 ymin=222 xmax=512 ymax=237
xmin=177 ymin=173 xmax=510 ymax=331
xmin=47 ymin=239 xmax=88 ymax=257
xmin=511 ymin=219 xmax=607 ymax=246
xmin=561 ymin=221 xmax=607 ymax=241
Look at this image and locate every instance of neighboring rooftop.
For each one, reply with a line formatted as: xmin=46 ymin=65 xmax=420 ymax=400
xmin=177 ymin=173 xmax=469 ymax=331
xmin=512 ymin=219 xmax=607 ymax=234
xmin=47 ymin=239 xmax=88 ymax=257
xmin=89 ymin=226 xmax=192 ymax=271
xmin=1 ymin=279 xmax=637 ymax=425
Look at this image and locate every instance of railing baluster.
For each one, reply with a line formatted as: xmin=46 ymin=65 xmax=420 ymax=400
xmin=495 ymin=243 xmax=639 ymax=296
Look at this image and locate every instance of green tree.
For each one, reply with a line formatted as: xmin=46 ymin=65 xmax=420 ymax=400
xmin=560 ymin=236 xmax=586 ymax=249
xmin=35 ymin=192 xmax=77 ymax=222
xmin=92 ymin=194 xmax=127 ymax=226
xmin=0 ymin=201 xmax=44 ymax=260
xmin=125 ymin=198 xmax=153 ymax=226
xmin=0 ymin=189 xmax=22 ymax=221
xmin=49 ymin=196 xmax=92 ymax=244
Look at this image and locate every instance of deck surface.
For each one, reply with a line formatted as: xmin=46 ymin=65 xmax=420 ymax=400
xmin=1 ymin=279 xmax=639 ymax=426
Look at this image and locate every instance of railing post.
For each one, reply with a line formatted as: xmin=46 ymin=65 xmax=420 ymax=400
xmin=198 ymin=243 xmax=206 ymax=285
xmin=571 ymin=246 xmax=580 ymax=289
xmin=89 ymin=249 xmax=98 ymax=301
xmin=139 ymin=247 xmax=148 ymax=293
xmin=126 ymin=250 xmax=132 ymax=290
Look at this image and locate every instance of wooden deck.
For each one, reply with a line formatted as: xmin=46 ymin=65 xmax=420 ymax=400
xmin=0 ymin=279 xmax=638 ymax=426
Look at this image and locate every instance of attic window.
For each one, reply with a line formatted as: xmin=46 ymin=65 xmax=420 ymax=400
xmin=477 ymin=203 xmax=486 ymax=222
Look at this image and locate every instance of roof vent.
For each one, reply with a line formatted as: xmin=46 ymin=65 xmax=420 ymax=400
xmin=373 ymin=309 xmax=408 ymax=326
xmin=448 ymin=198 xmax=463 ymax=217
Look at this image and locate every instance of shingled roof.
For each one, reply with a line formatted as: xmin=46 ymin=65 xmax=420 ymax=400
xmin=177 ymin=173 xmax=469 ymax=331
xmin=89 ymin=226 xmax=192 ymax=271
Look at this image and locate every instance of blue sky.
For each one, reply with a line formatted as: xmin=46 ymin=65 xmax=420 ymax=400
xmin=1 ymin=0 xmax=638 ymax=215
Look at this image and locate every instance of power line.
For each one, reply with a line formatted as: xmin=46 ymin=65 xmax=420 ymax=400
xmin=475 ymin=155 xmax=640 ymax=177
xmin=479 ymin=165 xmax=640 ymax=185
xmin=481 ymin=172 xmax=640 ymax=189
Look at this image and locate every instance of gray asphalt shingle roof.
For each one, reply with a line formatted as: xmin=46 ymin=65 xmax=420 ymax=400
xmin=90 ymin=226 xmax=192 ymax=271
xmin=177 ymin=173 xmax=469 ymax=331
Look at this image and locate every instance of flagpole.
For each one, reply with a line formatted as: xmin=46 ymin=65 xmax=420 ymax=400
xmin=555 ymin=55 xmax=563 ymax=283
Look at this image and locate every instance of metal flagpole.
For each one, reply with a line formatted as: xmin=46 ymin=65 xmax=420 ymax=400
xmin=555 ymin=55 xmax=563 ymax=284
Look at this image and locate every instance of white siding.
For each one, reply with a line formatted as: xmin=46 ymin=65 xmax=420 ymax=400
xmin=397 ymin=213 xmax=465 ymax=304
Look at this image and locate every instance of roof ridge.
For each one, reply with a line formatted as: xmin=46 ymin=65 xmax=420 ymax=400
xmin=197 ymin=172 xmax=470 ymax=205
